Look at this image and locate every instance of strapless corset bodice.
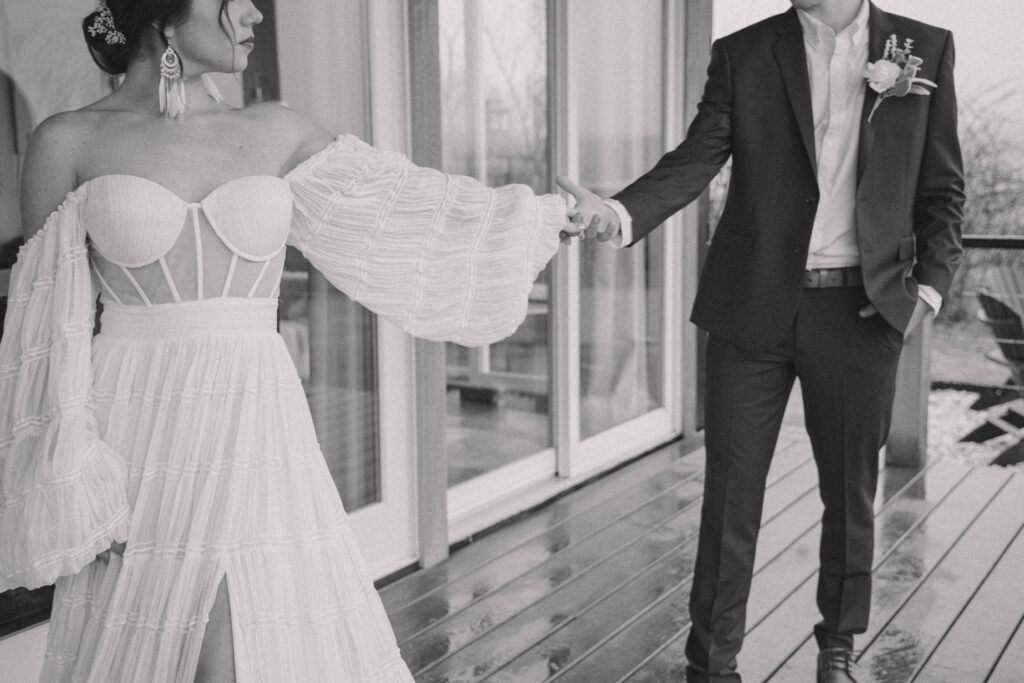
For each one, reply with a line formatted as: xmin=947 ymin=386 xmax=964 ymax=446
xmin=82 ymin=174 xmax=293 ymax=306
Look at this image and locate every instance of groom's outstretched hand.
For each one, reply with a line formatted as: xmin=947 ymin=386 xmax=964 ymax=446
xmin=556 ymin=176 xmax=622 ymax=244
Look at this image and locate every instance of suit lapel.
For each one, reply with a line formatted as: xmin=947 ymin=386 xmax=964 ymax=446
xmin=772 ymin=10 xmax=817 ymax=176
xmin=857 ymin=4 xmax=896 ymax=182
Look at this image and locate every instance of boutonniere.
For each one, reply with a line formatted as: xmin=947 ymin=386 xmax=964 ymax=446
xmin=864 ymin=34 xmax=937 ymax=122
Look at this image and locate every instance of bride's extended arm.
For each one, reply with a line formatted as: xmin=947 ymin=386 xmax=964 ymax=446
xmin=282 ymin=125 xmax=568 ymax=346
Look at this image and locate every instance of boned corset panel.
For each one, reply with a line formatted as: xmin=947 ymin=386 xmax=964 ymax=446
xmin=83 ymin=174 xmax=293 ymax=306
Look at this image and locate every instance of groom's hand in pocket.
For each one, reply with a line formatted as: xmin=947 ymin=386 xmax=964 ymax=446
xmin=859 ymin=297 xmax=932 ymax=340
xmin=556 ymin=176 xmax=621 ymax=244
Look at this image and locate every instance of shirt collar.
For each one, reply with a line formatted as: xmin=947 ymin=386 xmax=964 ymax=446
xmin=797 ymin=0 xmax=870 ymax=49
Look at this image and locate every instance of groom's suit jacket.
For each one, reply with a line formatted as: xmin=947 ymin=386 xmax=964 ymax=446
xmin=613 ymin=4 xmax=965 ymax=353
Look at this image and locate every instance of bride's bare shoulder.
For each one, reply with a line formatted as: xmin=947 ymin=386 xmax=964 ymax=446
xmin=243 ymin=102 xmax=335 ymax=172
xmin=30 ymin=108 xmax=104 ymax=144
xmin=19 ymin=109 xmax=112 ymax=238
xmin=27 ymin=106 xmax=130 ymax=164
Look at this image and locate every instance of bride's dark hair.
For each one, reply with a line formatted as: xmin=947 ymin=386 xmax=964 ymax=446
xmin=82 ymin=0 xmax=233 ymax=75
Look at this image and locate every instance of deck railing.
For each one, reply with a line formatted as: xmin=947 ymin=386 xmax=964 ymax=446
xmin=887 ymin=234 xmax=1024 ymax=466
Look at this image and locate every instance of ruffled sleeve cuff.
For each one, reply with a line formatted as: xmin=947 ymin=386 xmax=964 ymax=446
xmin=0 ymin=438 xmax=129 ymax=591
xmin=286 ymin=135 xmax=564 ymax=346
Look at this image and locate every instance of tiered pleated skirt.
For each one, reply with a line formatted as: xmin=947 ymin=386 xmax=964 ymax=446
xmin=41 ymin=299 xmax=413 ymax=683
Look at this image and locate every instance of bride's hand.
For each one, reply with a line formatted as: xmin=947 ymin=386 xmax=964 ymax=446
xmin=96 ymin=541 xmax=127 ymax=564
xmin=556 ymin=176 xmax=621 ymax=243
xmin=560 ymin=210 xmax=585 ymax=244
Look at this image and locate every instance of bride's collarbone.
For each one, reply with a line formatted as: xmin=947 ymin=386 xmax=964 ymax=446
xmin=79 ymin=112 xmax=295 ymax=185
xmin=79 ymin=139 xmax=291 ymax=194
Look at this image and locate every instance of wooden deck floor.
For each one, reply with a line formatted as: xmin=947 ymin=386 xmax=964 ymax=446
xmin=379 ymin=399 xmax=1024 ymax=682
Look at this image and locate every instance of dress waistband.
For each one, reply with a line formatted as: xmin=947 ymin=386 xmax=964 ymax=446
xmin=99 ymin=298 xmax=279 ymax=338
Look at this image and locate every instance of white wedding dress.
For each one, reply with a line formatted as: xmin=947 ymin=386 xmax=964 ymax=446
xmin=0 ymin=135 xmax=562 ymax=682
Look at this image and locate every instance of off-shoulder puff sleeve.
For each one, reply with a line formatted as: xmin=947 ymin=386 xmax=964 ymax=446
xmin=0 ymin=193 xmax=130 ymax=591
xmin=285 ymin=135 xmax=565 ymax=346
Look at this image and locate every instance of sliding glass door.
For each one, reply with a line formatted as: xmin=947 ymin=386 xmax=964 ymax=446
xmin=434 ymin=0 xmax=684 ymax=536
xmin=438 ymin=0 xmax=559 ymax=522
xmin=567 ymin=0 xmax=677 ymax=473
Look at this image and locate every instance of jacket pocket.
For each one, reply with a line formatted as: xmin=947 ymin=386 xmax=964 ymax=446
xmin=897 ymin=234 xmax=916 ymax=261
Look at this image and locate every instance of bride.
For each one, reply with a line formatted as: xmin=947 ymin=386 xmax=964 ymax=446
xmin=0 ymin=0 xmax=577 ymax=681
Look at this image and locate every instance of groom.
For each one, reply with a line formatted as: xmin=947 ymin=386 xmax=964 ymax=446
xmin=560 ymin=0 xmax=963 ymax=681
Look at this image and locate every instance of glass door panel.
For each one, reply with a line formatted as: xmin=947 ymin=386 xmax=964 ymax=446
xmin=569 ymin=0 xmax=667 ymax=440
xmin=274 ymin=0 xmax=416 ymax=576
xmin=280 ymin=259 xmax=382 ymax=511
xmin=438 ymin=0 xmax=554 ymax=487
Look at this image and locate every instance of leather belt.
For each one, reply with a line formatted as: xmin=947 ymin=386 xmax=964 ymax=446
xmin=803 ymin=266 xmax=863 ymax=289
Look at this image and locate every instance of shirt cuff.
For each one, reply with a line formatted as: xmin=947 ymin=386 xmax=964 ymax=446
xmin=918 ymin=284 xmax=942 ymax=315
xmin=603 ymin=198 xmax=633 ymax=249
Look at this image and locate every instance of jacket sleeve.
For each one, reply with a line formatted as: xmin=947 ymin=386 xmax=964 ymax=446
xmin=0 ymin=194 xmax=130 ymax=591
xmin=612 ymin=38 xmax=734 ymax=244
xmin=912 ymin=30 xmax=965 ymax=299
xmin=285 ymin=135 xmax=564 ymax=347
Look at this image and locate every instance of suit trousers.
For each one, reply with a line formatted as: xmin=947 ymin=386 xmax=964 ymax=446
xmin=684 ymin=286 xmax=905 ymax=682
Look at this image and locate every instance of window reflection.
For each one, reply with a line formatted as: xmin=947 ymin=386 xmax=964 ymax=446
xmin=439 ymin=0 xmax=553 ymax=487
xmin=570 ymin=0 xmax=666 ymax=438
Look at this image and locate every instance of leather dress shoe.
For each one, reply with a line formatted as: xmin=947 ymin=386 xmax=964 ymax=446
xmin=816 ymin=648 xmax=857 ymax=683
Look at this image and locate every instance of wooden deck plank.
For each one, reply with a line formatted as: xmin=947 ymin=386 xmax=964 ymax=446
xmin=395 ymin=440 xmax=809 ymax=674
xmin=624 ymin=457 xmax=969 ymax=682
xmin=380 ymin=441 xmax=704 ymax=612
xmin=388 ymin=452 xmax=707 ymax=640
xmin=766 ymin=470 xmax=1023 ymax=683
xmin=402 ymin=472 xmax=708 ymax=674
xmin=858 ymin=469 xmax=1023 ymax=682
xmin=617 ymin=494 xmax=825 ymax=683
xmin=915 ymin=476 xmax=1024 ymax=682
xmin=481 ymin=450 xmax=820 ymax=682
xmin=987 ymin=616 xmax=1024 ymax=683
xmin=754 ymin=465 xmax=1006 ymax=682
xmin=416 ymin=489 xmax=706 ymax=682
xmin=385 ymin=403 xmax=1021 ymax=683
xmin=489 ymin=533 xmax=697 ymax=683
xmin=554 ymin=485 xmax=824 ymax=682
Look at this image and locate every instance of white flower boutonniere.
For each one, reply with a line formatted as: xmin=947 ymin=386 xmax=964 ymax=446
xmin=864 ymin=34 xmax=937 ymax=122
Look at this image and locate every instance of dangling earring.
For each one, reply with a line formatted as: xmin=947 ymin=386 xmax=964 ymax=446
xmin=159 ymin=45 xmax=186 ymax=119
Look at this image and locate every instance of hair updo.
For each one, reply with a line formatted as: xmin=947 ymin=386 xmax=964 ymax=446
xmin=82 ymin=0 xmax=231 ymax=75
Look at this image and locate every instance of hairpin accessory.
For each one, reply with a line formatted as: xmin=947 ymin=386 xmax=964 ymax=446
xmin=87 ymin=1 xmax=126 ymax=46
xmin=159 ymin=45 xmax=186 ymax=119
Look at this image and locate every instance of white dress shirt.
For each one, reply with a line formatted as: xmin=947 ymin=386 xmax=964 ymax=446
xmin=799 ymin=0 xmax=868 ymax=270
xmin=604 ymin=0 xmax=940 ymax=312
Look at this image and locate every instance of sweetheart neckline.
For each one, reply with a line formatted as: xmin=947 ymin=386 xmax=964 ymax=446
xmin=78 ymin=173 xmax=290 ymax=207
xmin=82 ymin=173 xmax=292 ymax=266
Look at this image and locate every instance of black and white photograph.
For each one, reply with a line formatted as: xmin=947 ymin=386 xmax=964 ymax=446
xmin=0 ymin=1 xmax=1021 ymax=681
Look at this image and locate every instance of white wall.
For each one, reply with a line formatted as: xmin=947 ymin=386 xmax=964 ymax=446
xmin=0 ymin=0 xmax=111 ymax=123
